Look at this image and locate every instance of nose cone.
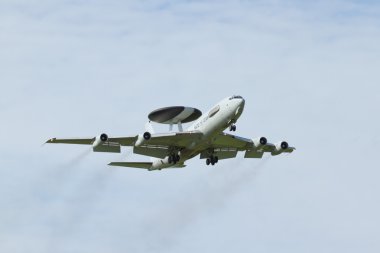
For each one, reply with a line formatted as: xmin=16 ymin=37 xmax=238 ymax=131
xmin=240 ymin=97 xmax=245 ymax=106
xmin=235 ymin=96 xmax=245 ymax=107
xmin=227 ymin=95 xmax=245 ymax=111
xmin=235 ymin=97 xmax=245 ymax=116
xmin=238 ymin=98 xmax=245 ymax=112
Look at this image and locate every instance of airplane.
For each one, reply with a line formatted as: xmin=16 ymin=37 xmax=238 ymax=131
xmin=46 ymin=95 xmax=295 ymax=170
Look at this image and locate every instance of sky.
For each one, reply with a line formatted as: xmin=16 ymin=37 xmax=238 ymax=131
xmin=1 ymin=0 xmax=380 ymax=252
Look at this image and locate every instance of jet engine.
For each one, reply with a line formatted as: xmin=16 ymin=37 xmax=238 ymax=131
xmin=275 ymin=141 xmax=289 ymax=152
xmin=252 ymin=137 xmax=267 ymax=148
xmin=135 ymin=132 xmax=151 ymax=147
xmin=93 ymin=133 xmax=108 ymax=148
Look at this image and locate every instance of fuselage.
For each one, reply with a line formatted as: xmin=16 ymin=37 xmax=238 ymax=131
xmin=151 ymin=95 xmax=245 ymax=169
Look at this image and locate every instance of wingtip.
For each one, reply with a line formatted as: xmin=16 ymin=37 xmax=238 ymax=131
xmin=42 ymin=138 xmax=55 ymax=147
xmin=45 ymin=138 xmax=56 ymax=143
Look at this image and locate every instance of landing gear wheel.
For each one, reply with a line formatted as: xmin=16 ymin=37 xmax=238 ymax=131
xmin=208 ymin=156 xmax=218 ymax=166
xmin=175 ymin=154 xmax=180 ymax=162
xmin=171 ymin=154 xmax=177 ymax=164
xmin=230 ymin=124 xmax=236 ymax=131
xmin=168 ymin=156 xmax=173 ymax=164
xmin=206 ymin=158 xmax=211 ymax=166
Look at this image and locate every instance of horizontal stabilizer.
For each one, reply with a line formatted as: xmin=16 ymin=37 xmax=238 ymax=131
xmin=108 ymin=162 xmax=153 ymax=169
xmin=108 ymin=161 xmax=187 ymax=170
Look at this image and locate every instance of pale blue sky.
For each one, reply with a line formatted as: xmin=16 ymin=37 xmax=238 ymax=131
xmin=1 ymin=1 xmax=380 ymax=252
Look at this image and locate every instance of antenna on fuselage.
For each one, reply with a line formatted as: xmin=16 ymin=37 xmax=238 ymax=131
xmin=145 ymin=121 xmax=155 ymax=134
xmin=178 ymin=122 xmax=183 ymax=132
xmin=169 ymin=121 xmax=183 ymax=132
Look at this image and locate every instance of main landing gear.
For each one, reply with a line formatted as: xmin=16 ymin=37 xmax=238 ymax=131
xmin=168 ymin=154 xmax=180 ymax=164
xmin=230 ymin=124 xmax=236 ymax=131
xmin=206 ymin=156 xmax=219 ymax=166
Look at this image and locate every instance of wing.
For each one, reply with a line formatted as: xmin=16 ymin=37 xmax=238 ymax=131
xmin=142 ymin=131 xmax=203 ymax=147
xmin=132 ymin=131 xmax=203 ymax=158
xmin=202 ymin=132 xmax=294 ymax=159
xmin=46 ymin=136 xmax=136 ymax=146
xmin=46 ymin=137 xmax=95 ymax=145
xmin=46 ymin=131 xmax=202 ymax=147
xmin=46 ymin=136 xmax=135 ymax=153
xmin=212 ymin=133 xmax=253 ymax=149
xmin=46 ymin=131 xmax=203 ymax=156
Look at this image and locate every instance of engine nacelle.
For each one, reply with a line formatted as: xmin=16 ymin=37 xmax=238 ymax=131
xmin=275 ymin=141 xmax=289 ymax=152
xmin=135 ymin=132 xmax=151 ymax=147
xmin=93 ymin=133 xmax=108 ymax=148
xmin=252 ymin=137 xmax=267 ymax=148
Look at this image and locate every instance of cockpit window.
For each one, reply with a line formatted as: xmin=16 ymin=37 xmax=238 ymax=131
xmin=229 ymin=95 xmax=243 ymax=100
xmin=208 ymin=105 xmax=220 ymax=118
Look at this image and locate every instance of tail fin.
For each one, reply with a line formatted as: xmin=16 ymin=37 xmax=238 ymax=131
xmin=108 ymin=162 xmax=153 ymax=169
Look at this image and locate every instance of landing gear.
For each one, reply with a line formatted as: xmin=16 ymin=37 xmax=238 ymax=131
xmin=168 ymin=154 xmax=180 ymax=164
xmin=206 ymin=156 xmax=219 ymax=166
xmin=230 ymin=124 xmax=236 ymax=131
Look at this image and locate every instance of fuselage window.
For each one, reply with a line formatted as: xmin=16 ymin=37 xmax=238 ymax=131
xmin=208 ymin=105 xmax=220 ymax=118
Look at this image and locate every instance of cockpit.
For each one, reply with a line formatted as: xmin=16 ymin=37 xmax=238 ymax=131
xmin=229 ymin=95 xmax=243 ymax=100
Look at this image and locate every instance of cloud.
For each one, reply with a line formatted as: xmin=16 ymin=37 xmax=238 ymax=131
xmin=137 ymin=157 xmax=271 ymax=252
xmin=1 ymin=0 xmax=380 ymax=252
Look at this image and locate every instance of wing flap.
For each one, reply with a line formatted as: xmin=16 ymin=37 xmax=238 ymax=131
xmin=244 ymin=150 xmax=264 ymax=158
xmin=93 ymin=141 xmax=121 ymax=153
xmin=146 ymin=131 xmax=203 ymax=147
xmin=133 ymin=145 xmax=168 ymax=159
xmin=108 ymin=137 xmax=136 ymax=146
xmin=200 ymin=148 xmax=238 ymax=160
xmin=212 ymin=133 xmax=252 ymax=149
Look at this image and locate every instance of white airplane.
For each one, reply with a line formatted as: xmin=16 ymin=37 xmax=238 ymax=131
xmin=46 ymin=96 xmax=295 ymax=170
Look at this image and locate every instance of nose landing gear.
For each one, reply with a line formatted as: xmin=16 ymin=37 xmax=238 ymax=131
xmin=206 ymin=156 xmax=219 ymax=166
xmin=230 ymin=124 xmax=236 ymax=131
